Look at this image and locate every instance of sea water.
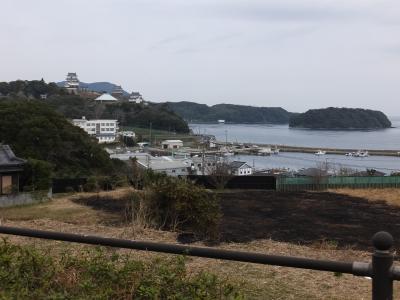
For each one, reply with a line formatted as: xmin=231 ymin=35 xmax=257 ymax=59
xmin=189 ymin=118 xmax=400 ymax=173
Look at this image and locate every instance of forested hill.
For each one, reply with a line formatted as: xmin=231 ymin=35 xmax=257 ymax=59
xmin=0 ymin=80 xmax=189 ymax=133
xmin=166 ymin=101 xmax=294 ymax=124
xmin=57 ymin=81 xmax=129 ymax=95
xmin=289 ymin=107 xmax=392 ymax=129
xmin=0 ymin=101 xmax=120 ymax=177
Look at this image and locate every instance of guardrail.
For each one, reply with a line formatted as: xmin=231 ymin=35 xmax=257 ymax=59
xmin=0 ymin=226 xmax=398 ymax=300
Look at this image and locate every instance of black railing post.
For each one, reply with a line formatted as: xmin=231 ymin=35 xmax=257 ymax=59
xmin=372 ymin=231 xmax=394 ymax=300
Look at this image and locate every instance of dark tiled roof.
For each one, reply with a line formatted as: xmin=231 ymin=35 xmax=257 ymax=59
xmin=229 ymin=161 xmax=250 ymax=169
xmin=0 ymin=145 xmax=26 ymax=172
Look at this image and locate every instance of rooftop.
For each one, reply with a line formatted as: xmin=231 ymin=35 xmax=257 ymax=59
xmin=161 ymin=140 xmax=183 ymax=144
xmin=229 ymin=161 xmax=250 ymax=169
xmin=0 ymin=145 xmax=26 ymax=172
xmin=95 ymin=93 xmax=118 ymax=102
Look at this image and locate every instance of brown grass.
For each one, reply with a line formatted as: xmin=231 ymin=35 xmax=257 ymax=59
xmin=330 ymin=188 xmax=400 ymax=206
xmin=1 ymin=188 xmax=400 ymax=299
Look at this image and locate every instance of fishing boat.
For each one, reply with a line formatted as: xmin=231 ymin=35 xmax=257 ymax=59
xmin=258 ymin=147 xmax=272 ymax=156
xmin=315 ymin=150 xmax=326 ymax=156
xmin=354 ymin=150 xmax=369 ymax=157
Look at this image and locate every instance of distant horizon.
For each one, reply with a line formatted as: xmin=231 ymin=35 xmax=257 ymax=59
xmin=2 ymin=76 xmax=398 ymax=116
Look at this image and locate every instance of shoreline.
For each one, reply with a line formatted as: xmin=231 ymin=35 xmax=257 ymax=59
xmin=215 ymin=141 xmax=400 ymax=157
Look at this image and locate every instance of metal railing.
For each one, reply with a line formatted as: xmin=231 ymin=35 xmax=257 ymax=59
xmin=0 ymin=226 xmax=398 ymax=300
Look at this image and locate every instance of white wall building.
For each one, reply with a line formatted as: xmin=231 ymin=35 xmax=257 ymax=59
xmin=161 ymin=140 xmax=183 ymax=150
xmin=229 ymin=161 xmax=253 ymax=176
xmin=119 ymin=131 xmax=136 ymax=138
xmin=72 ymin=117 xmax=119 ymax=143
xmin=129 ymin=92 xmax=144 ymax=104
xmin=133 ymin=155 xmax=191 ymax=177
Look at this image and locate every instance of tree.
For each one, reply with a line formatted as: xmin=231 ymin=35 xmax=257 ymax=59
xmin=0 ymin=100 xmax=117 ymax=177
xmin=206 ymin=157 xmax=234 ymax=189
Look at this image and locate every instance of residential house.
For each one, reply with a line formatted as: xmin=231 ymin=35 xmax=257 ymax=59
xmin=295 ymin=168 xmax=329 ymax=177
xmin=72 ymin=116 xmax=119 ymax=143
xmin=161 ymin=140 xmax=183 ymax=150
xmin=229 ymin=161 xmax=253 ymax=176
xmin=136 ymin=156 xmax=191 ymax=177
xmin=0 ymin=145 xmax=26 ymax=196
xmin=120 ymin=131 xmax=136 ymax=138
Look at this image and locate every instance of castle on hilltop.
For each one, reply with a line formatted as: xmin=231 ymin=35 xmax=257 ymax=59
xmin=64 ymin=72 xmax=88 ymax=94
xmin=63 ymin=72 xmax=146 ymax=104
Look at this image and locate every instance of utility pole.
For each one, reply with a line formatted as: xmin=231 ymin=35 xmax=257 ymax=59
xmin=149 ymin=122 xmax=152 ymax=146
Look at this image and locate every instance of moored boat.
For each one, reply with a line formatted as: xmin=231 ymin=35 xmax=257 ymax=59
xmin=315 ymin=150 xmax=326 ymax=155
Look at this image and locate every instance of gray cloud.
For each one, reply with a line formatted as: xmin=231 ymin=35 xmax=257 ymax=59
xmin=1 ymin=0 xmax=400 ymax=115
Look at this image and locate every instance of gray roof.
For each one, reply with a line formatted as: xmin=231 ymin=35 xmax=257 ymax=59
xmin=95 ymin=93 xmax=118 ymax=101
xmin=229 ymin=161 xmax=250 ymax=169
xmin=296 ymin=168 xmax=328 ymax=177
xmin=0 ymin=145 xmax=26 ymax=172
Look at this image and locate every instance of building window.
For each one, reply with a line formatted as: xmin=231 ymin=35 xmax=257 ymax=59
xmin=172 ymin=170 xmax=176 ymax=173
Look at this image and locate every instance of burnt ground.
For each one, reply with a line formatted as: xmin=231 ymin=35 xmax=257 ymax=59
xmin=75 ymin=190 xmax=400 ymax=251
xmin=218 ymin=190 xmax=400 ymax=250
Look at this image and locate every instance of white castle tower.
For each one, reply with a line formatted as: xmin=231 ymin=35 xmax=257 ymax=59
xmin=65 ymin=72 xmax=80 ymax=94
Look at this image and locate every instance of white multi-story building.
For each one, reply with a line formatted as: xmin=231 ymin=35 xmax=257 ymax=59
xmin=72 ymin=117 xmax=119 ymax=143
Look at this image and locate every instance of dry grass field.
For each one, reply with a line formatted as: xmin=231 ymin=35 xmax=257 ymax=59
xmin=1 ymin=188 xmax=400 ymax=299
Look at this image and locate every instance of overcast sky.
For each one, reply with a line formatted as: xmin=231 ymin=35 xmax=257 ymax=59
xmin=1 ymin=0 xmax=400 ymax=114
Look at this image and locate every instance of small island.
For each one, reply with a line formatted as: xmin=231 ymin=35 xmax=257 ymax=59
xmin=289 ymin=107 xmax=392 ymax=129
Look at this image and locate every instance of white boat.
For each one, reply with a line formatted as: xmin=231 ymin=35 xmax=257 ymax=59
xmin=315 ymin=150 xmax=326 ymax=156
xmin=355 ymin=150 xmax=369 ymax=157
xmin=223 ymin=151 xmax=235 ymax=156
xmin=258 ymin=148 xmax=272 ymax=156
xmin=357 ymin=151 xmax=369 ymax=157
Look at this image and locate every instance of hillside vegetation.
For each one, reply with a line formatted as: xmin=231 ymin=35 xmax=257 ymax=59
xmin=167 ymin=101 xmax=293 ymax=124
xmin=0 ymin=101 xmax=121 ymax=178
xmin=289 ymin=107 xmax=392 ymax=129
xmin=0 ymin=80 xmax=189 ymax=133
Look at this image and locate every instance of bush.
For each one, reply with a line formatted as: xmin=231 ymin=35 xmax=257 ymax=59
xmin=83 ymin=175 xmax=127 ymax=192
xmin=142 ymin=177 xmax=221 ymax=241
xmin=83 ymin=176 xmax=100 ymax=192
xmin=20 ymin=159 xmax=53 ymax=191
xmin=0 ymin=241 xmax=241 ymax=299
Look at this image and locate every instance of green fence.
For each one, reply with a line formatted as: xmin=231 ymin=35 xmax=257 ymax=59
xmin=276 ymin=176 xmax=400 ymax=191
